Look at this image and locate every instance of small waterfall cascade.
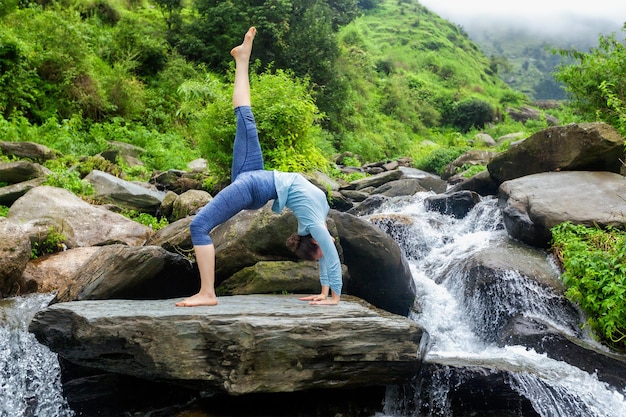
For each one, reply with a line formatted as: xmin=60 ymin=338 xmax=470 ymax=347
xmin=369 ymin=193 xmax=626 ymax=417
xmin=0 ymin=293 xmax=74 ymax=417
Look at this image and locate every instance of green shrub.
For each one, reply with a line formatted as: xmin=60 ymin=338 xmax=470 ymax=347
xmin=31 ymin=226 xmax=67 ymax=259
xmin=413 ymin=145 xmax=469 ymax=176
xmin=0 ymin=205 xmax=9 ymax=217
xmin=446 ymin=98 xmax=495 ymax=133
xmin=121 ymin=209 xmax=169 ymax=231
xmin=551 ymin=222 xmax=626 ymax=352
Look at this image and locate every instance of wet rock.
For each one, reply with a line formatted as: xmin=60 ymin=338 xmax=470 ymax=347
xmin=498 ymin=171 xmax=626 ymax=247
xmin=29 ymin=296 xmax=428 ymax=394
xmin=488 ymin=122 xmax=625 ymax=185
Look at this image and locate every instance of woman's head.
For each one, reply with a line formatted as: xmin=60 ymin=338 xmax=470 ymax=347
xmin=286 ymin=233 xmax=322 ymax=261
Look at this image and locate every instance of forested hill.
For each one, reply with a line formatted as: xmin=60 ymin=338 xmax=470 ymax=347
xmin=0 ymin=0 xmax=531 ymax=182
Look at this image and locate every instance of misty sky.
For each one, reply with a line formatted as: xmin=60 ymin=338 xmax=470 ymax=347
xmin=419 ymin=0 xmax=626 ymax=30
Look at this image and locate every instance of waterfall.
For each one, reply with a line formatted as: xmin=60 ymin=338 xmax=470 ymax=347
xmin=0 ymin=293 xmax=74 ymax=417
xmin=369 ymin=193 xmax=626 ymax=417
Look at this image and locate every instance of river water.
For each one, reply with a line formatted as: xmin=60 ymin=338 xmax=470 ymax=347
xmin=1 ymin=193 xmax=625 ymax=416
xmin=369 ymin=194 xmax=626 ymax=417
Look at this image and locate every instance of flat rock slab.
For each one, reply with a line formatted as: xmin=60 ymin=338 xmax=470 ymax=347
xmin=29 ymin=295 xmax=428 ymax=395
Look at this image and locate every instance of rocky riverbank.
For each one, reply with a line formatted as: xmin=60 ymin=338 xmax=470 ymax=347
xmin=2 ymin=121 xmax=626 ymax=415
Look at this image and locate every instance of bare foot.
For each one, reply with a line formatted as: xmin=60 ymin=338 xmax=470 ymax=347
xmin=230 ymin=27 xmax=256 ymax=61
xmin=175 ymin=292 xmax=218 ymax=307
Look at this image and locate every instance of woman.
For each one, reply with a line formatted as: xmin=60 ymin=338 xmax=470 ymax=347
xmin=176 ymin=27 xmax=342 ymax=307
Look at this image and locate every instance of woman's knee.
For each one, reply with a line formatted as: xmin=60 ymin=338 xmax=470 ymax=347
xmin=190 ymin=216 xmax=213 ymax=246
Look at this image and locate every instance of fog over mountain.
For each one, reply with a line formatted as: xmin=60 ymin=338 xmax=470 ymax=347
xmin=419 ymin=0 xmax=625 ymax=39
xmin=419 ymin=0 xmax=626 ymax=100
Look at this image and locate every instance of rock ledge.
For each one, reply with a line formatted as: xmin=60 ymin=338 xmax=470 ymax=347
xmin=29 ymin=295 xmax=428 ymax=395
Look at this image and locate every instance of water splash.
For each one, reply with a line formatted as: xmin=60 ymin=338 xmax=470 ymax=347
xmin=369 ymin=193 xmax=626 ymax=417
xmin=0 ymin=293 xmax=74 ymax=417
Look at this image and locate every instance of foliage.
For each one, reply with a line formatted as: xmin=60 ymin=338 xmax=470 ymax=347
xmin=412 ymin=145 xmax=469 ymax=176
xmin=121 ymin=209 xmax=169 ymax=230
xmin=554 ymin=27 xmax=626 ymax=136
xmin=31 ymin=226 xmax=67 ymax=259
xmin=445 ymin=98 xmax=495 ymax=133
xmin=551 ymin=222 xmax=626 ymax=352
xmin=188 ymin=67 xmax=331 ymax=180
xmin=0 ymin=205 xmax=8 ymax=217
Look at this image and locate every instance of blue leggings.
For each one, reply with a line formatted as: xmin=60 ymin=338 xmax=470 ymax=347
xmin=190 ymin=106 xmax=277 ymax=245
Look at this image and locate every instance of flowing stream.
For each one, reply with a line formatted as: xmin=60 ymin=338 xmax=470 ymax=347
xmin=0 ymin=293 xmax=73 ymax=417
xmin=1 ymin=193 xmax=626 ymax=416
xmin=369 ymin=193 xmax=626 ymax=417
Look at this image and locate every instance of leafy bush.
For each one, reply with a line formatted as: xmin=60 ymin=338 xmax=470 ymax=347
xmin=555 ymin=29 xmax=626 ymax=136
xmin=191 ymin=67 xmax=331 ymax=181
xmin=31 ymin=226 xmax=67 ymax=259
xmin=0 ymin=205 xmax=8 ymax=217
xmin=121 ymin=209 xmax=169 ymax=231
xmin=413 ymin=146 xmax=469 ymax=176
xmin=446 ymin=98 xmax=495 ymax=133
xmin=551 ymin=222 xmax=626 ymax=352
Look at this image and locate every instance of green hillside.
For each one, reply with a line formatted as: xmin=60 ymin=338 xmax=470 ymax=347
xmin=0 ymin=0 xmax=560 ymax=186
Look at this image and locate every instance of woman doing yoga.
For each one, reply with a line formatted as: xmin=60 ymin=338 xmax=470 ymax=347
xmin=175 ymin=27 xmax=342 ymax=307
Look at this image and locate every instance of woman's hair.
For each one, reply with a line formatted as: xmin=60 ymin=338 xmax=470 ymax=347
xmin=286 ymin=233 xmax=319 ymax=261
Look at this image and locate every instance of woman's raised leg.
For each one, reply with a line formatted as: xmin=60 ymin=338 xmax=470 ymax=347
xmin=176 ymin=27 xmax=258 ymax=308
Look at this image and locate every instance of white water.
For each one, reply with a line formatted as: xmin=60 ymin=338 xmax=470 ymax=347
xmin=370 ymin=193 xmax=626 ymax=417
xmin=0 ymin=293 xmax=74 ymax=417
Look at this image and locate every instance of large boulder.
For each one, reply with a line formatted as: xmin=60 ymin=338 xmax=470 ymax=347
xmin=84 ymin=170 xmax=165 ymax=214
xmin=0 ymin=219 xmax=31 ymax=297
xmin=29 ymin=296 xmax=429 ymax=395
xmin=8 ymin=186 xmax=153 ymax=247
xmin=0 ymin=161 xmax=50 ymax=184
xmin=21 ymin=247 xmax=100 ymax=295
xmin=209 ymin=204 xmax=321 ymax=284
xmin=0 ymin=177 xmax=46 ymax=206
xmin=330 ymin=211 xmax=416 ymax=316
xmin=0 ymin=140 xmax=59 ymax=161
xmin=498 ymin=171 xmax=626 ymax=247
xmin=488 ymin=122 xmax=625 ymax=185
xmin=53 ymin=244 xmax=193 ymax=302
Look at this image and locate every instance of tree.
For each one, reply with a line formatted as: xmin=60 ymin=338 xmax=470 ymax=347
xmin=554 ymin=26 xmax=626 ymax=134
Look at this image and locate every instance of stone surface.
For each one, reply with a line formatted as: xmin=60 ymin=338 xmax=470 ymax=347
xmin=29 ymin=295 xmax=429 ymax=395
xmin=488 ymin=122 xmax=625 ymax=184
xmin=498 ymin=171 xmax=626 ymax=247
xmin=8 ymin=186 xmax=152 ymax=248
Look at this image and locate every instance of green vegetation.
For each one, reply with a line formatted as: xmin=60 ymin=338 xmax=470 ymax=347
xmin=121 ymin=209 xmax=169 ymax=231
xmin=554 ymin=26 xmax=626 ymax=136
xmin=0 ymin=205 xmax=8 ymax=217
xmin=31 ymin=226 xmax=67 ymax=259
xmin=551 ymin=223 xmax=626 ymax=352
xmin=0 ymin=0 xmax=559 ymax=187
xmin=1 ymin=0 xmax=625 ymax=352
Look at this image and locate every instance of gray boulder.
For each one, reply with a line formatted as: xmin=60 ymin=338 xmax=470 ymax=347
xmin=0 ymin=177 xmax=46 ymax=206
xmin=217 ymin=260 xmax=322 ymax=296
xmin=170 ymin=189 xmax=211 ymax=221
xmin=498 ymin=171 xmax=626 ymax=247
xmin=21 ymin=247 xmax=100 ymax=295
xmin=341 ymin=169 xmax=403 ymax=191
xmin=84 ymin=170 xmax=165 ymax=214
xmin=0 ymin=140 xmax=59 ymax=161
xmin=53 ymin=244 xmax=191 ymax=302
xmin=8 ymin=186 xmax=152 ymax=247
xmin=330 ymin=211 xmax=416 ymax=316
xmin=29 ymin=296 xmax=428 ymax=394
xmin=0 ymin=219 xmax=31 ymax=297
xmin=424 ymin=190 xmax=481 ymax=219
xmin=488 ymin=122 xmax=625 ymax=185
xmin=0 ymin=160 xmax=50 ymax=184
